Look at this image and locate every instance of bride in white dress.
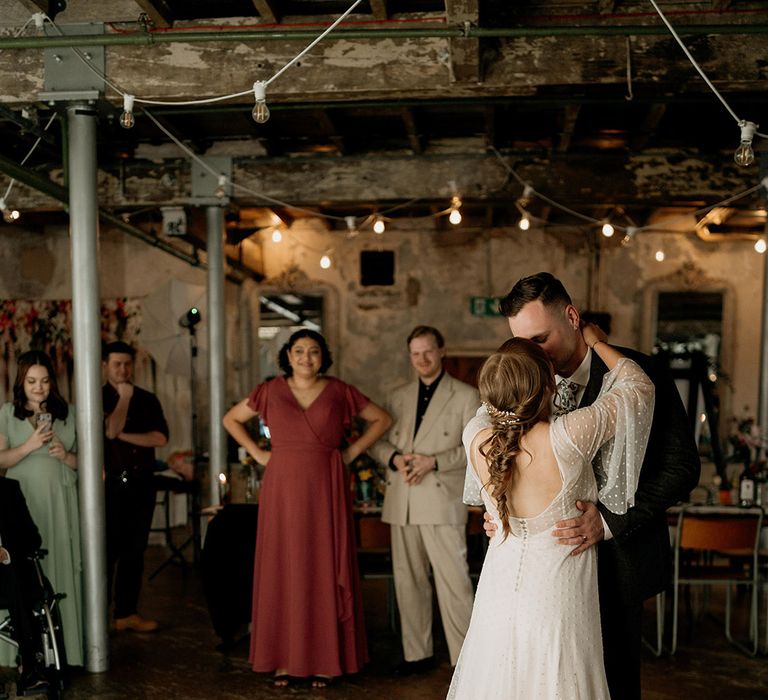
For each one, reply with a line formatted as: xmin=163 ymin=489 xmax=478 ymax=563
xmin=447 ymin=327 xmax=654 ymax=700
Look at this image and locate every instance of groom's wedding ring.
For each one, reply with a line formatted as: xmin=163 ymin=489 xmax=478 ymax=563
xmin=582 ymin=535 xmax=587 ymax=542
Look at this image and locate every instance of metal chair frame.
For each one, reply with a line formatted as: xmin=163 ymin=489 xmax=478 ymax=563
xmin=671 ymin=505 xmax=763 ymax=657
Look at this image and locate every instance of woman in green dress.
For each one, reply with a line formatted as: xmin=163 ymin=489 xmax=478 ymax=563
xmin=0 ymin=351 xmax=83 ymax=667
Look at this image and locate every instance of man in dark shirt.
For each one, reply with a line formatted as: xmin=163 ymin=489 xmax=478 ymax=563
xmin=103 ymin=341 xmax=169 ymax=633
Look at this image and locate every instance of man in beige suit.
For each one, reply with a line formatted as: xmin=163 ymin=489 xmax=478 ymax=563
xmin=371 ymin=326 xmax=479 ymax=674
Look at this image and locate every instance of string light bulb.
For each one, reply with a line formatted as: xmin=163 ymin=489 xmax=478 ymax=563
xmin=252 ymin=81 xmax=270 ymax=124
xmin=621 ymin=226 xmax=637 ymax=247
xmin=654 ymin=249 xmax=665 ymax=262
xmin=320 ymin=252 xmax=332 ymax=269
xmin=449 ymin=196 xmax=462 ymax=225
xmin=518 ymin=184 xmax=534 ymax=208
xmin=345 ymin=216 xmax=358 ymax=237
xmin=734 ymin=121 xmax=757 ymax=167
xmin=119 ymin=94 xmax=135 ymax=129
xmin=755 ymin=237 xmax=766 ymax=254
xmin=601 ymin=221 xmax=615 ymax=238
xmin=0 ymin=199 xmax=19 ymax=223
xmin=373 ymin=217 xmax=385 ymax=234
xmin=214 ymin=174 xmax=228 ymax=199
xmin=518 ymin=214 xmax=531 ymax=231
xmin=271 ymin=228 xmax=282 ymax=243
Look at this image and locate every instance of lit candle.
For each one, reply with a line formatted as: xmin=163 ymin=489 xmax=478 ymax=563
xmin=218 ymin=472 xmax=227 ymax=505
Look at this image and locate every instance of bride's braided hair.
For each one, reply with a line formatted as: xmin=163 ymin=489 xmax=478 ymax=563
xmin=477 ymin=338 xmax=555 ymax=538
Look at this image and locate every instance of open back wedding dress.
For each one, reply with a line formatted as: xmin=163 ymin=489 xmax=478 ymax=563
xmin=448 ymin=358 xmax=654 ymax=700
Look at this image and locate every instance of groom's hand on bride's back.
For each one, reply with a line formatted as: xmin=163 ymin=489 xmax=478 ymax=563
xmin=482 ymin=511 xmax=497 ymax=538
xmin=553 ymin=501 xmax=604 ymax=555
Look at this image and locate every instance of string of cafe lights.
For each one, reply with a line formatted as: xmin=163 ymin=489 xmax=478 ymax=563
xmin=1 ymin=4 xmax=766 ymax=266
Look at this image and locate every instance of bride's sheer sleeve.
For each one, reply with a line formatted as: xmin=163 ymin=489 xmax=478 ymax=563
xmin=462 ymin=407 xmax=491 ymax=506
xmin=559 ymin=358 xmax=655 ymax=514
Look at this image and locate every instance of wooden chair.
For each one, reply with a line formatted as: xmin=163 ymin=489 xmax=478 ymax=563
xmin=671 ymin=505 xmax=763 ymax=656
xmin=356 ymin=515 xmax=397 ymax=631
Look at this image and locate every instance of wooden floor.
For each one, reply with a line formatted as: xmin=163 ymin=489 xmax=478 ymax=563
xmin=2 ymin=544 xmax=767 ymax=699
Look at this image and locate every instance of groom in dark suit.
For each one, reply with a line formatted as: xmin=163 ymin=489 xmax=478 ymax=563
xmin=0 ymin=477 xmax=49 ymax=696
xmin=496 ymin=272 xmax=700 ymax=700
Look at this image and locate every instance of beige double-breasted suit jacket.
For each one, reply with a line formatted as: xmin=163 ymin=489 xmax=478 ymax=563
xmin=371 ymin=374 xmax=480 ymax=526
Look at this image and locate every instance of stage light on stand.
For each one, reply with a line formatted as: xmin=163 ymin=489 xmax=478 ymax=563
xmin=179 ymin=306 xmax=202 ymax=329
xmin=755 ymin=237 xmax=766 ymax=254
xmin=518 ymin=214 xmax=530 ymax=231
xmin=271 ymin=228 xmax=283 ymax=243
xmin=373 ymin=217 xmax=385 ymax=234
xmin=119 ymin=94 xmax=135 ymax=129
xmin=734 ymin=121 xmax=757 ymax=167
xmin=601 ymin=221 xmax=615 ymax=238
xmin=252 ymin=81 xmax=270 ymax=124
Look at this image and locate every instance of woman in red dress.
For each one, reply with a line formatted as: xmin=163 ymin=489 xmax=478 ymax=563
xmin=223 ymin=329 xmax=391 ymax=688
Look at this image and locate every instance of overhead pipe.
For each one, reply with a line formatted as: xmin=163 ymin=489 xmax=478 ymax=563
xmin=0 ymin=151 xmax=259 ymax=284
xmin=0 ymin=23 xmax=767 ymax=50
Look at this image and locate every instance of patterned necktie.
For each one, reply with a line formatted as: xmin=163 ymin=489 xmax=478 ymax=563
xmin=554 ymin=379 xmax=580 ymax=418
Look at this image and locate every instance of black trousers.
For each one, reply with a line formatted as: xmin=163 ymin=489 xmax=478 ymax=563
xmin=0 ymin=558 xmax=43 ymax=670
xmin=105 ymin=476 xmax=156 ymax=619
xmin=598 ymin=564 xmax=643 ymax=700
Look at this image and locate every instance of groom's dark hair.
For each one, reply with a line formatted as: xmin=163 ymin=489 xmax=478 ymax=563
xmin=498 ymin=272 xmax=572 ymax=318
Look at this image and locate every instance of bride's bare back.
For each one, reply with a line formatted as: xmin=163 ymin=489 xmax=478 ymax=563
xmin=469 ymin=420 xmax=562 ymax=519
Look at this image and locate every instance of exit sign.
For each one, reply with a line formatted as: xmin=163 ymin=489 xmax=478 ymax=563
xmin=469 ymin=296 xmax=503 ymax=317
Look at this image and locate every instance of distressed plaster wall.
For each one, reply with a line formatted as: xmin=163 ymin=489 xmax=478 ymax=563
xmin=1 ymin=219 xmax=763 ymax=451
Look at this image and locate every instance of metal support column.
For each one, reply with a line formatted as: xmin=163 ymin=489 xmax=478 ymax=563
xmin=207 ymin=205 xmax=227 ymax=505
xmin=67 ymin=103 xmax=108 ymax=672
xmin=759 ymin=252 xmax=768 ymax=443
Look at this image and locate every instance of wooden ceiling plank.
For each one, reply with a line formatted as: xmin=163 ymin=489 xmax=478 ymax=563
xmin=369 ymin=0 xmax=389 ymax=21
xmin=133 ymin=0 xmax=174 ymax=29
xmin=446 ymin=0 xmax=481 ymax=84
xmin=314 ymin=109 xmax=346 ymax=155
xmin=484 ymin=105 xmax=497 ymax=150
xmin=630 ymin=103 xmax=667 ymax=151
xmin=400 ymin=108 xmax=424 ymax=155
xmin=557 ymin=104 xmax=581 ymax=153
xmin=251 ymin=0 xmax=280 ymax=24
xmin=596 ymin=0 xmax=618 ymax=13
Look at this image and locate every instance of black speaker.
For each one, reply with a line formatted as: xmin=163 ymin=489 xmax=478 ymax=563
xmin=360 ymin=250 xmax=395 ymax=286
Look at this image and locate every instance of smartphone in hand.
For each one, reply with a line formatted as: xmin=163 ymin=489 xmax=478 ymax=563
xmin=36 ymin=412 xmax=53 ymax=432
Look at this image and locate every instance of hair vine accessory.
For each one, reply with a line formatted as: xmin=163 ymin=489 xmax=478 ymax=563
xmin=483 ymin=401 xmax=521 ymax=426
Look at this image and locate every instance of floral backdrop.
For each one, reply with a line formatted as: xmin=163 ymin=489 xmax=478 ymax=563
xmin=0 ymin=298 xmax=142 ymax=401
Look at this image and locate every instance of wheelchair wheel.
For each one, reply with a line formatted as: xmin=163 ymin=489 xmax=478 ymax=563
xmin=37 ymin=598 xmax=67 ymax=698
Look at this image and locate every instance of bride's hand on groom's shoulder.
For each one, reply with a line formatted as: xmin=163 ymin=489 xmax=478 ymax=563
xmin=552 ymin=500 xmax=605 ymax=555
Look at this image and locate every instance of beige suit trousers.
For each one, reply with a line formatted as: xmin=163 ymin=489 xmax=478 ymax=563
xmin=390 ymin=522 xmax=474 ymax=665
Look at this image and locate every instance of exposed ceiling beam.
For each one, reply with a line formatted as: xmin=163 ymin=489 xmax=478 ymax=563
xmin=369 ymin=0 xmax=389 ymax=21
xmin=630 ymin=103 xmax=667 ymax=151
xmin=446 ymin=0 xmax=481 ymax=83
xmin=251 ymin=0 xmax=280 ymax=24
xmin=133 ymin=0 xmax=174 ymax=29
xmin=314 ymin=109 xmax=346 ymax=155
xmin=557 ymin=104 xmax=581 ymax=153
xmin=400 ymin=108 xmax=424 ymax=155
xmin=15 ymin=0 xmax=65 ymax=19
xmin=597 ymin=0 xmax=618 ymax=13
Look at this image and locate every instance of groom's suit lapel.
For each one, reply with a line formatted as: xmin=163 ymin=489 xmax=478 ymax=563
xmin=579 ymin=351 xmax=608 ymax=409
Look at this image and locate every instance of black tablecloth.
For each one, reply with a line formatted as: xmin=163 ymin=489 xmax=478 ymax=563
xmin=200 ymin=504 xmax=257 ymax=646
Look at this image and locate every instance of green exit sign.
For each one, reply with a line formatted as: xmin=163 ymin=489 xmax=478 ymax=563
xmin=469 ymin=296 xmax=503 ymax=317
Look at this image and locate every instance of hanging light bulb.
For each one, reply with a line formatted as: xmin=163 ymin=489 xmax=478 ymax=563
xmin=518 ymin=214 xmax=530 ymax=231
xmin=621 ymin=226 xmax=637 ymax=247
xmin=654 ymin=249 xmax=665 ymax=262
xmin=320 ymin=252 xmax=332 ymax=269
xmin=601 ymin=221 xmax=615 ymax=238
xmin=518 ymin=184 xmax=535 ymax=208
xmin=252 ymin=81 xmax=270 ymax=124
xmin=449 ymin=196 xmax=462 ymax=225
xmin=734 ymin=120 xmax=757 ymax=167
xmin=214 ymin=174 xmax=228 ymax=199
xmin=755 ymin=237 xmax=767 ymax=254
xmin=119 ymin=94 xmax=135 ymax=129
xmin=373 ymin=217 xmax=385 ymax=234
xmin=271 ymin=228 xmax=283 ymax=243
xmin=345 ymin=216 xmax=358 ymax=237
xmin=0 ymin=199 xmax=19 ymax=223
